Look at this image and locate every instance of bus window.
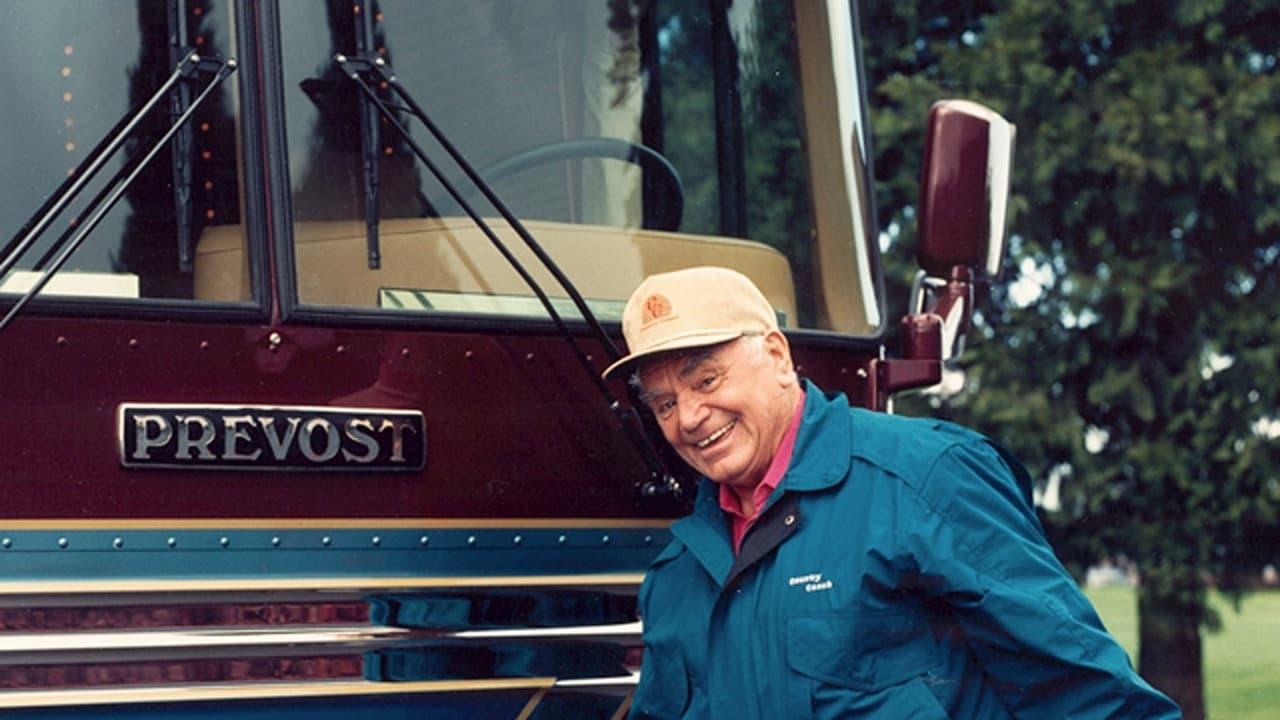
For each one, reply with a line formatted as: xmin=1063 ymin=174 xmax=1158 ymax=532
xmin=0 ymin=1 xmax=246 ymax=305
xmin=276 ymin=0 xmax=879 ymax=334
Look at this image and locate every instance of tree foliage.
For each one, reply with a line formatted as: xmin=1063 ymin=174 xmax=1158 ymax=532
xmin=861 ymin=0 xmax=1280 ymax=714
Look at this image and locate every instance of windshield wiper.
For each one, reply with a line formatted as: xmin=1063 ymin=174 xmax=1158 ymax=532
xmin=335 ymin=53 xmax=686 ymax=504
xmin=0 ymin=51 xmax=236 ymax=333
xmin=352 ymin=0 xmax=382 ymax=269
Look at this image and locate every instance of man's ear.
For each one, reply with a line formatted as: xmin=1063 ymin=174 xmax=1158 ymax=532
xmin=763 ymin=331 xmax=796 ymax=386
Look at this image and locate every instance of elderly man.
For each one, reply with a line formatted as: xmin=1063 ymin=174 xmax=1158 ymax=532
xmin=603 ymin=267 xmax=1179 ymax=719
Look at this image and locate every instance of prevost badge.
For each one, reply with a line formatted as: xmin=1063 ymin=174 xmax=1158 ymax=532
xmin=118 ymin=403 xmax=426 ymax=471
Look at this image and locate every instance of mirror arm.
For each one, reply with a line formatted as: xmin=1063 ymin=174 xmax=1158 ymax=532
xmin=868 ymin=313 xmax=942 ymax=410
xmin=931 ymin=265 xmax=975 ymax=364
xmin=869 ymin=265 xmax=977 ymax=409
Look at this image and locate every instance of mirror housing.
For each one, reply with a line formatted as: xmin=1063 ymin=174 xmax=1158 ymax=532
xmin=917 ymin=100 xmax=1015 ymax=281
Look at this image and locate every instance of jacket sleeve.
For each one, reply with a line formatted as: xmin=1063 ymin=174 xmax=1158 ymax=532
xmin=901 ymin=438 xmax=1181 ymax=719
xmin=629 ymin=542 xmax=693 ymax=720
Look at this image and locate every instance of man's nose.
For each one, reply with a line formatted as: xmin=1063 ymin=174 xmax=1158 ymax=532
xmin=676 ymin=393 xmax=709 ymax=433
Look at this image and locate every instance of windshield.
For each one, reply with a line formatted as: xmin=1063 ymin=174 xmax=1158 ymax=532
xmin=0 ymin=1 xmax=882 ymax=335
xmin=274 ymin=0 xmax=880 ymax=334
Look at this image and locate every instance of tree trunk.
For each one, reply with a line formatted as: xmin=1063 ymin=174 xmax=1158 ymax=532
xmin=1137 ymin=584 xmax=1205 ymax=719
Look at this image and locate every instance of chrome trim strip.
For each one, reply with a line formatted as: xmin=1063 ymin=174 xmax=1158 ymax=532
xmin=0 ymin=573 xmax=646 ymax=597
xmin=0 ymin=678 xmax=556 ymax=710
xmin=0 ymin=623 xmax=644 ymax=656
xmin=0 ymin=625 xmax=407 ymax=655
xmin=453 ymin=621 xmax=642 ymax=640
xmin=554 ymin=672 xmax=641 ymax=688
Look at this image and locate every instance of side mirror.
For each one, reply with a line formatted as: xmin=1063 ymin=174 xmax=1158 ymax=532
xmin=869 ymin=100 xmax=1015 ymax=408
xmin=917 ymin=99 xmax=1015 ymax=282
xmin=910 ymin=100 xmax=1015 ymax=366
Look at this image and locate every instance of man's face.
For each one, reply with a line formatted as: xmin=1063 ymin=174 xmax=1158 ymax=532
xmin=637 ymin=333 xmax=797 ymax=492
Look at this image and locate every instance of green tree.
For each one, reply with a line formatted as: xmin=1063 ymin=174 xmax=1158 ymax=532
xmin=861 ymin=1 xmax=1280 ymax=717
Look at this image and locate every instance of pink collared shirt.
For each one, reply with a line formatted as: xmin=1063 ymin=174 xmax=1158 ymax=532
xmin=719 ymin=391 xmax=805 ymax=554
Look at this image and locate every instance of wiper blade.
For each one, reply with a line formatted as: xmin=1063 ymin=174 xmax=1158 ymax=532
xmin=0 ymin=52 xmax=236 ymax=333
xmin=352 ymin=0 xmax=382 ymax=269
xmin=335 ymin=53 xmax=685 ymax=503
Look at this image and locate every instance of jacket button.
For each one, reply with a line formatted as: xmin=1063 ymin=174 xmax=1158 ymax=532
xmin=784 ymin=514 xmax=796 ymax=526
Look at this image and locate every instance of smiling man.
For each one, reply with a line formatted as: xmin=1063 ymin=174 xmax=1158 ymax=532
xmin=603 ymin=267 xmax=1179 ymax=720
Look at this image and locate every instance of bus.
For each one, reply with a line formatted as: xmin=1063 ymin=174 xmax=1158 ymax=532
xmin=0 ymin=1 xmax=1012 ymax=717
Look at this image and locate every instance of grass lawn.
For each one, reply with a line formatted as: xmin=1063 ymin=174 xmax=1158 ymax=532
xmin=1086 ymin=586 xmax=1280 ymax=719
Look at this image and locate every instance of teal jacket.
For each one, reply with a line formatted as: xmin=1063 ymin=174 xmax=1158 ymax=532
xmin=630 ymin=383 xmax=1179 ymax=719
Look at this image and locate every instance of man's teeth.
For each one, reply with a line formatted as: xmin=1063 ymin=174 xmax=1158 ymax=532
xmin=696 ymin=421 xmax=735 ymax=449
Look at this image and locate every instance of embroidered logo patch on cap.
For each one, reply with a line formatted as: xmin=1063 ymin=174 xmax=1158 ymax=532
xmin=641 ymin=293 xmax=673 ymax=326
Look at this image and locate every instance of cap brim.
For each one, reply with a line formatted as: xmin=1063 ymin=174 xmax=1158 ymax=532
xmin=600 ymin=329 xmax=746 ymax=380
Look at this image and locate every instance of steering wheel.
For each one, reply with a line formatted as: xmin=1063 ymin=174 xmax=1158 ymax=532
xmin=473 ymin=137 xmax=684 ymax=232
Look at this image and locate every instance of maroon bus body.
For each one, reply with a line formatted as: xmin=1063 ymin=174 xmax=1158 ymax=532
xmin=0 ymin=315 xmax=874 ymax=520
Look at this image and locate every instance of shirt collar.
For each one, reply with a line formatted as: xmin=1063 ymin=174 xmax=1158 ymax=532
xmin=717 ymin=388 xmax=806 ymax=519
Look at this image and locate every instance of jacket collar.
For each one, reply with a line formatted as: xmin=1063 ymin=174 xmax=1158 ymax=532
xmin=774 ymin=380 xmax=852 ymax=494
xmin=669 ymin=380 xmax=852 ymax=586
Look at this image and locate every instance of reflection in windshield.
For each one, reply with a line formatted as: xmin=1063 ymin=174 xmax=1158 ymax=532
xmin=0 ymin=1 xmax=241 ymax=301
xmin=282 ymin=0 xmax=821 ymax=327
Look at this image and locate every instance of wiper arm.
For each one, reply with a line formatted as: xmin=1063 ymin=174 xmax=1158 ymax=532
xmin=0 ymin=100 xmax=145 ymax=270
xmin=335 ymin=53 xmax=686 ymax=503
xmin=0 ymin=52 xmax=236 ymax=333
xmin=0 ymin=52 xmax=200 ymax=285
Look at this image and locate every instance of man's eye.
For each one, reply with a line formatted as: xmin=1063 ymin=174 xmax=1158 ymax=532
xmin=653 ymin=399 xmax=676 ymax=417
xmin=698 ymin=373 xmax=722 ymax=390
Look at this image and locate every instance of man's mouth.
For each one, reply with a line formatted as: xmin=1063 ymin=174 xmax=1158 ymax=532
xmin=695 ymin=420 xmax=736 ymax=449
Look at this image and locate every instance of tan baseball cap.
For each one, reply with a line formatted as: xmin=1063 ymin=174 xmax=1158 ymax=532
xmin=601 ymin=266 xmax=779 ymax=380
